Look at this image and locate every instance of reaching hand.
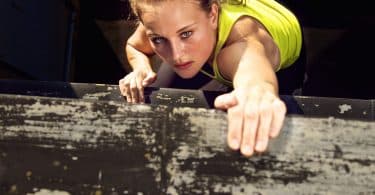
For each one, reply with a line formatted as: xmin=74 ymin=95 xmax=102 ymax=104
xmin=119 ymin=70 xmax=157 ymax=103
xmin=214 ymin=85 xmax=286 ymax=157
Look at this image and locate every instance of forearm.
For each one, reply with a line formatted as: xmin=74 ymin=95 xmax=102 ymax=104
xmin=125 ymin=43 xmax=153 ymax=72
xmin=233 ymin=41 xmax=279 ymax=94
xmin=125 ymin=24 xmax=155 ymax=72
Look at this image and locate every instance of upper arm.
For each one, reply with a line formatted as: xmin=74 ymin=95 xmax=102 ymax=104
xmin=126 ymin=23 xmax=155 ymax=56
xmin=217 ymin=16 xmax=280 ymax=80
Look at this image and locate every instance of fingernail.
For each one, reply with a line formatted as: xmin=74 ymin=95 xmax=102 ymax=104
xmin=242 ymin=145 xmax=253 ymax=156
xmin=230 ymin=139 xmax=240 ymax=149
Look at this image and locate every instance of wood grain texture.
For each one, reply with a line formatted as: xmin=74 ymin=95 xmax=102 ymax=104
xmin=0 ymin=94 xmax=374 ymax=194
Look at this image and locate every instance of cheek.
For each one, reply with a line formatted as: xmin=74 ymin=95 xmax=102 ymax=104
xmin=190 ymin=32 xmax=215 ymax=57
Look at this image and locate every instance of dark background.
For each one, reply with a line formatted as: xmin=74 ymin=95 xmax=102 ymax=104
xmin=0 ymin=0 xmax=374 ymax=99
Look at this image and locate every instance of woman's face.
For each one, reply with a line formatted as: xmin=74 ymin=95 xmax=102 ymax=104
xmin=140 ymin=0 xmax=218 ymax=78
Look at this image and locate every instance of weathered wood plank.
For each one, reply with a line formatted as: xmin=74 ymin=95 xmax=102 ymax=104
xmin=0 ymin=94 xmax=374 ymax=194
xmin=0 ymin=94 xmax=165 ymax=194
xmin=166 ymin=111 xmax=375 ymax=194
xmin=0 ymin=79 xmax=373 ymax=120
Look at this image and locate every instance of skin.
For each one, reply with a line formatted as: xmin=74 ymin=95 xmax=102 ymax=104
xmin=119 ymin=0 xmax=286 ymax=157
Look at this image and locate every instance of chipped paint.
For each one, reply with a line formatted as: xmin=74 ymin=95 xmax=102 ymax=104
xmin=82 ymin=92 xmax=112 ymax=100
xmin=338 ymin=104 xmax=352 ymax=114
xmin=29 ymin=188 xmax=70 ymax=195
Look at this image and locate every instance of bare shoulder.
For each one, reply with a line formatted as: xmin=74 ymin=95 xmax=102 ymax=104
xmin=225 ymin=16 xmax=271 ymax=46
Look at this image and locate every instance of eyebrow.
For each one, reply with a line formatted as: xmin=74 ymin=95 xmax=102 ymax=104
xmin=146 ymin=22 xmax=197 ymax=37
xmin=176 ymin=22 xmax=196 ymax=34
xmin=146 ymin=32 xmax=160 ymax=37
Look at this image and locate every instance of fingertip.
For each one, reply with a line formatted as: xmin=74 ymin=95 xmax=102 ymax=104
xmin=214 ymin=96 xmax=224 ymax=108
xmin=214 ymin=93 xmax=237 ymax=109
xmin=140 ymin=89 xmax=146 ymax=103
xmin=240 ymin=145 xmax=254 ymax=157
xmin=228 ymin=138 xmax=240 ymax=150
xmin=142 ymin=77 xmax=156 ymax=87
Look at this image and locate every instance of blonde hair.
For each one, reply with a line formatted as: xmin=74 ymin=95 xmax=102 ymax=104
xmin=129 ymin=0 xmax=246 ymax=20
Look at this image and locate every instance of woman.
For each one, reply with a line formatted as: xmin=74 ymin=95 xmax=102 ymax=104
xmin=119 ymin=0 xmax=303 ymax=157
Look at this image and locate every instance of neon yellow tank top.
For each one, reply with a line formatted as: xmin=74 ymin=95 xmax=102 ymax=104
xmin=200 ymin=0 xmax=303 ymax=86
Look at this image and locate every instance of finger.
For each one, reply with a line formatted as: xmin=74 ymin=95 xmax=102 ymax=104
xmin=129 ymin=78 xmax=139 ymax=103
xmin=269 ymin=99 xmax=286 ymax=138
xmin=119 ymin=77 xmax=132 ymax=102
xmin=135 ymin=75 xmax=145 ymax=102
xmin=226 ymin=105 xmax=243 ymax=151
xmin=119 ymin=78 xmax=126 ymax=96
xmin=254 ymin=97 xmax=274 ymax=152
xmin=214 ymin=93 xmax=238 ymax=110
xmin=240 ymin=99 xmax=259 ymax=157
xmin=143 ymin=72 xmax=157 ymax=86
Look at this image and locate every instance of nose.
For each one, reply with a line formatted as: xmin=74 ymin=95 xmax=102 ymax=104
xmin=170 ymin=40 xmax=184 ymax=63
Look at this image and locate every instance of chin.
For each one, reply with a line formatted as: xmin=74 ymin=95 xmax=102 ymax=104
xmin=175 ymin=70 xmax=198 ymax=79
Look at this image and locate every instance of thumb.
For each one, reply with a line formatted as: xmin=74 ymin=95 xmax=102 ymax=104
xmin=214 ymin=92 xmax=238 ymax=110
xmin=142 ymin=72 xmax=157 ymax=86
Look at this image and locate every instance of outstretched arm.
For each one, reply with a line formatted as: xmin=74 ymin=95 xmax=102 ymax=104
xmin=214 ymin=16 xmax=286 ymax=157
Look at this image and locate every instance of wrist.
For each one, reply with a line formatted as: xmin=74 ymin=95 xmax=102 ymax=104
xmin=235 ymin=80 xmax=278 ymax=95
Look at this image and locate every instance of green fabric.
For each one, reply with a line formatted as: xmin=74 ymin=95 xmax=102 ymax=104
xmin=202 ymin=0 xmax=302 ymax=86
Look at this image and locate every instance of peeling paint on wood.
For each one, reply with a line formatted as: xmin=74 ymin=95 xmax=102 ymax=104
xmin=0 ymin=94 xmax=374 ymax=194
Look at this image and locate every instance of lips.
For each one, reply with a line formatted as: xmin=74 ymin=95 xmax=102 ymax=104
xmin=174 ymin=61 xmax=193 ymax=69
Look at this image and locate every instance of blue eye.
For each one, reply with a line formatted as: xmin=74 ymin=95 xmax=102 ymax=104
xmin=181 ymin=31 xmax=192 ymax=39
xmin=151 ymin=37 xmax=164 ymax=44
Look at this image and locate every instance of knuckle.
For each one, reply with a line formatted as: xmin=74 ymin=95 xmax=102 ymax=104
xmin=119 ymin=79 xmax=125 ymax=85
xmin=228 ymin=107 xmax=242 ymax=118
xmin=242 ymin=136 xmax=252 ymax=147
xmin=257 ymin=126 xmax=268 ymax=137
xmin=241 ymin=130 xmax=256 ymax=152
xmin=244 ymin=108 xmax=258 ymax=120
xmin=123 ymin=80 xmax=130 ymax=87
xmin=228 ymin=120 xmax=240 ymax=134
xmin=129 ymin=84 xmax=137 ymax=91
